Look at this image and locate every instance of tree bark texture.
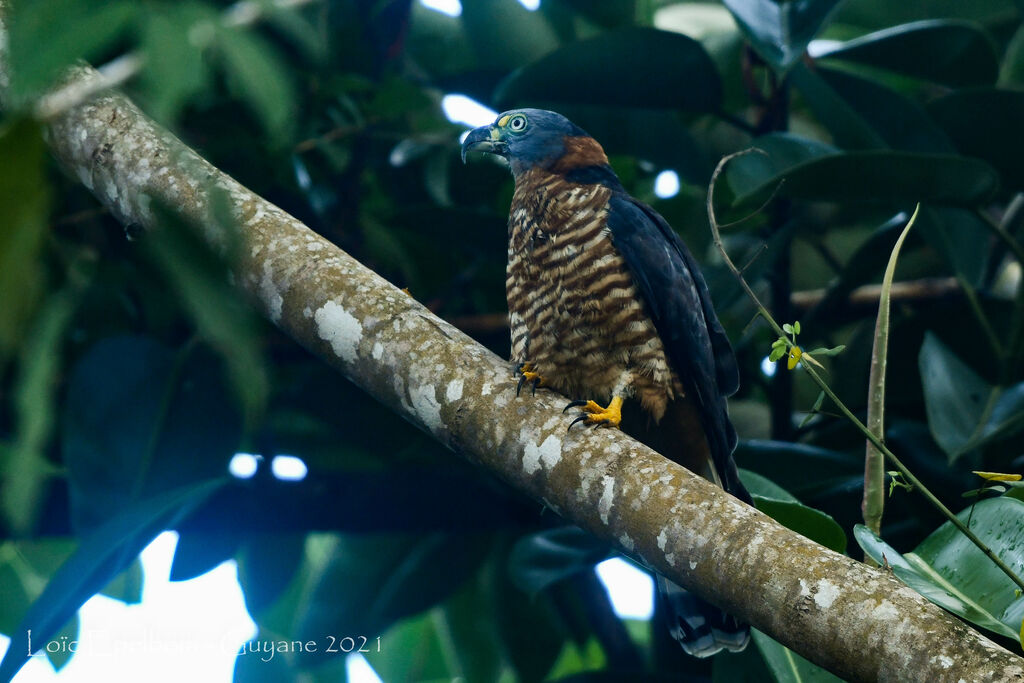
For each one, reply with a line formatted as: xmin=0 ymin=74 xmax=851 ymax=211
xmin=2 ymin=24 xmax=1023 ymax=683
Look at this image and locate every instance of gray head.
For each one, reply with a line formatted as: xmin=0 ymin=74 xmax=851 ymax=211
xmin=460 ymin=108 xmax=597 ymax=177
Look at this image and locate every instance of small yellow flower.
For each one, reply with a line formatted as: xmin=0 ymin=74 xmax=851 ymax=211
xmin=787 ymin=345 xmax=802 ymax=370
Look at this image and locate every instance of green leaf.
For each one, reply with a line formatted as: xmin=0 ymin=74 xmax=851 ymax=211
xmin=364 ymin=610 xmax=452 ymax=683
xmin=751 ymin=629 xmax=844 ymax=683
xmin=292 ymin=532 xmax=490 ymax=666
xmin=722 ymin=0 xmax=843 ymax=72
xmin=740 ymin=471 xmax=847 ymax=553
xmin=145 ymin=201 xmax=268 ymax=428
xmin=62 ymin=336 xmax=242 ymax=530
xmin=788 ymin=62 xmax=887 ymax=151
xmin=137 ymin=5 xmax=214 ymax=124
xmin=793 ymin=63 xmax=956 ymax=153
xmin=5 ymin=0 xmax=137 ymax=104
xmin=855 ymin=502 xmax=1024 ymax=640
xmin=215 ymin=25 xmax=295 ymax=142
xmin=734 ymin=440 xmax=863 ymax=499
xmin=928 ymin=88 xmax=1024 ymax=190
xmin=726 ymin=134 xmax=999 ymax=209
xmin=815 ymin=19 xmax=999 ymax=87
xmin=461 ymin=0 xmax=560 ymax=72
xmin=169 ymin=530 xmax=241 ymax=582
xmin=969 ymin=383 xmax=1024 ymax=451
xmin=0 ymin=478 xmax=232 ymax=682
xmin=806 ymin=346 xmax=845 ymax=357
xmin=915 ymin=206 xmax=989 ymax=286
xmin=2 ymin=288 xmax=78 ymax=535
xmin=439 ymin=574 xmax=503 ymax=683
xmin=507 ymin=526 xmax=611 ymax=595
xmin=235 ymin=533 xmax=306 ymax=619
xmin=494 ymin=27 xmax=722 ymax=113
xmin=0 ymin=118 xmax=48 ymax=361
xmin=918 ymin=332 xmax=996 ymax=462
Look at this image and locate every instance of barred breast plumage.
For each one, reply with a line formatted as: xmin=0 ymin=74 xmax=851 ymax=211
xmin=506 ymin=168 xmax=682 ymax=421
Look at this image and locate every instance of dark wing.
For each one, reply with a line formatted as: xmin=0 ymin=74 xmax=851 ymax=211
xmin=605 ymin=193 xmax=750 ymax=504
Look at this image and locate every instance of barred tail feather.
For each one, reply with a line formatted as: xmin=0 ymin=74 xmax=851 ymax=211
xmin=657 ymin=575 xmax=749 ymax=658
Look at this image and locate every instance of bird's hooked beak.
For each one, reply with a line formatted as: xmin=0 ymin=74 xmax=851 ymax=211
xmin=461 ymin=124 xmax=506 ymax=163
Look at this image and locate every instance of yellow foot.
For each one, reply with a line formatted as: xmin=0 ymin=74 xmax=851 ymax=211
xmin=515 ymin=362 xmax=547 ymax=396
xmin=564 ymin=396 xmax=623 ymax=430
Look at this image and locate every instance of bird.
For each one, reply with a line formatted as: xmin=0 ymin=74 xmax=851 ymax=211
xmin=462 ymin=108 xmax=752 ymax=658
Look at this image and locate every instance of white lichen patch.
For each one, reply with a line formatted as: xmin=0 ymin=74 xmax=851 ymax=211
xmin=657 ymin=529 xmax=668 ymax=551
xmin=665 ymin=553 xmax=676 ymax=567
xmin=446 ymin=379 xmax=463 ymax=402
xmin=934 ymin=655 xmax=954 ymax=669
xmin=522 ymin=434 xmax=562 ymax=475
xmin=813 ymin=579 xmax=841 ymax=609
xmin=599 ymin=475 xmax=616 ymax=524
xmin=314 ymin=301 xmax=362 ymax=362
xmin=409 ymin=383 xmax=442 ymax=434
xmin=872 ymin=599 xmax=899 ymax=621
xmin=480 ymin=381 xmax=492 ymax=396
xmin=618 ymin=534 xmax=635 ymax=552
xmin=372 ymin=342 xmax=384 ymax=360
xmin=689 ymin=560 xmax=698 ymax=570
xmin=259 ymin=264 xmax=283 ymax=322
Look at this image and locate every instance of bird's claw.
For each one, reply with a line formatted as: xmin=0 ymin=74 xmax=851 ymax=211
xmin=515 ymin=362 xmax=546 ymax=397
xmin=564 ymin=397 xmax=624 ymax=431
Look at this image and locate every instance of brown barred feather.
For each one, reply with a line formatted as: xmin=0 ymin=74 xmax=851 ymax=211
xmin=506 ymin=167 xmax=683 ymax=421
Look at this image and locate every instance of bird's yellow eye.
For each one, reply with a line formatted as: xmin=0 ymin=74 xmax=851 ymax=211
xmin=507 ymin=114 xmax=528 ymax=132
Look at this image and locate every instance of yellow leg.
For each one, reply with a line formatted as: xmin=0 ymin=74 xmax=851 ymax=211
xmin=565 ymin=395 xmax=623 ymax=429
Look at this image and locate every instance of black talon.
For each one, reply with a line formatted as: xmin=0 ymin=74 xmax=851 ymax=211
xmin=563 ymin=399 xmax=587 ymax=413
xmin=568 ymin=414 xmax=590 ymax=431
xmin=531 ymin=379 xmax=540 ymax=396
xmin=516 ymin=374 xmax=528 ymax=397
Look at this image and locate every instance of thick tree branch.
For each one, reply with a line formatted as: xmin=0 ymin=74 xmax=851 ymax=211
xmin=2 ymin=34 xmax=1023 ymax=683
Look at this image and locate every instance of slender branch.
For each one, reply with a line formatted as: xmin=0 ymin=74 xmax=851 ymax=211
xmin=708 ymin=153 xmax=1024 ymax=594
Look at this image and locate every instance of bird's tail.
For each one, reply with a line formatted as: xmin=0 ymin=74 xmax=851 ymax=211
xmin=657 ymin=575 xmax=750 ymax=658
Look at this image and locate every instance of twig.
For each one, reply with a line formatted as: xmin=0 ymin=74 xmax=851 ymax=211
xmin=707 ymin=151 xmax=1024 ymax=593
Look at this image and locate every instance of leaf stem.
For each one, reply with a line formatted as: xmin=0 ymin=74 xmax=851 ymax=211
xmin=707 ymin=152 xmax=1024 ymax=593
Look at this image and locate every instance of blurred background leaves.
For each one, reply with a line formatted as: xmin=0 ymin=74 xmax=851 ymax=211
xmin=2 ymin=0 xmax=1024 ymax=680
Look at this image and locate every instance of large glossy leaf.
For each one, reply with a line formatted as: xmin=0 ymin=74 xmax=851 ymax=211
xmin=788 ymin=62 xmax=886 ymax=150
xmin=929 ymin=88 xmax=1024 ymax=190
xmin=740 ymin=471 xmax=847 ymax=553
xmin=62 ymin=336 xmax=241 ymax=530
xmin=725 ymin=134 xmax=999 ymax=209
xmin=461 ymin=0 xmax=560 ymax=72
xmin=0 ymin=478 xmax=232 ymax=683
xmin=733 ymin=440 xmax=862 ymax=499
xmin=814 ymin=19 xmax=999 ymax=87
xmin=292 ymin=532 xmax=491 ymax=667
xmin=918 ymin=332 xmax=997 ymax=462
xmin=722 ymin=0 xmax=843 ymax=72
xmin=855 ymin=498 xmax=1024 ymax=640
xmin=914 ymin=206 xmax=989 ymax=286
xmin=751 ymin=629 xmax=844 ymax=683
xmin=794 ymin=63 xmax=956 ymax=153
xmin=494 ymin=27 xmax=722 ymax=112
xmin=363 ymin=608 xmax=453 ymax=682
xmin=507 ymin=526 xmax=611 ymax=595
